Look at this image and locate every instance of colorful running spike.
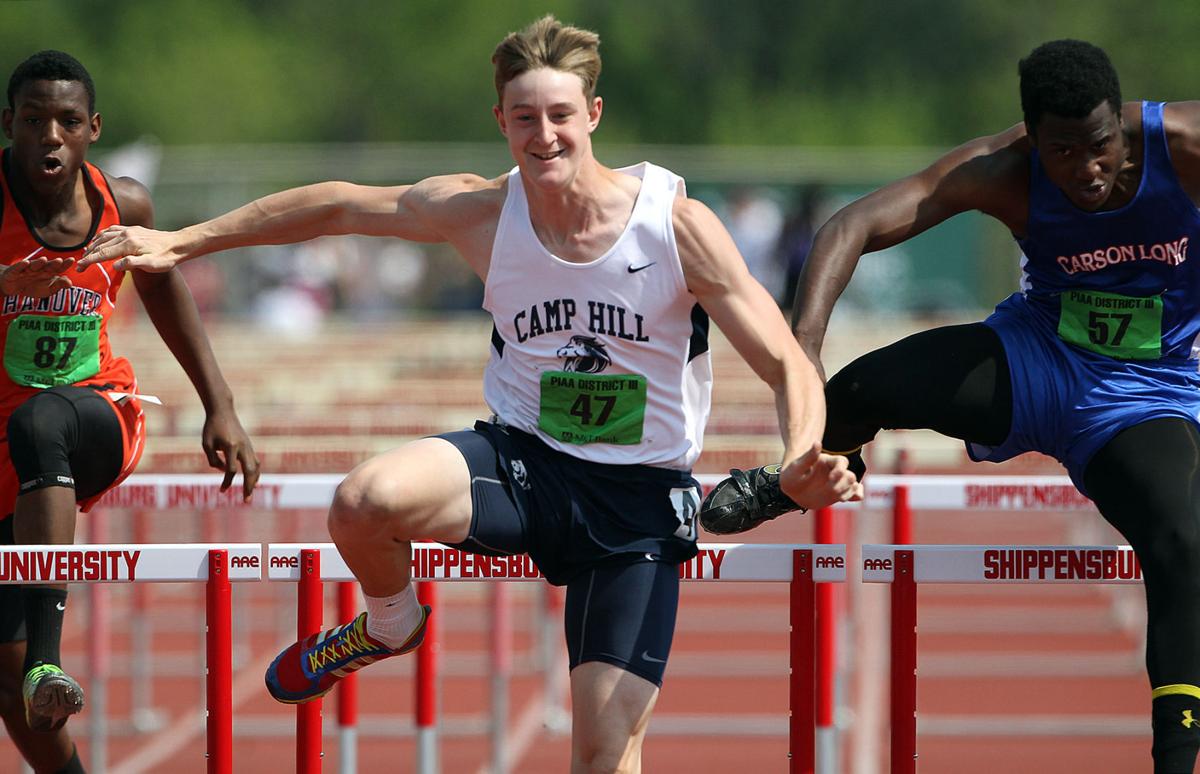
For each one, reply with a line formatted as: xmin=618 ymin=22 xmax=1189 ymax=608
xmin=265 ymin=606 xmax=431 ymax=704
xmin=22 ymin=663 xmax=85 ymax=732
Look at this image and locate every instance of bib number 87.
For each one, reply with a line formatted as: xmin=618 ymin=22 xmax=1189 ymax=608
xmin=33 ymin=336 xmax=77 ymax=370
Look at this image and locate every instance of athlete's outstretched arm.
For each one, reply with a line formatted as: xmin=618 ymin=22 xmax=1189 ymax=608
xmin=112 ymin=177 xmax=261 ymax=500
xmin=791 ymin=126 xmax=1029 ymax=377
xmin=78 ymin=174 xmax=496 ymax=273
xmin=674 ymin=196 xmax=861 ymax=509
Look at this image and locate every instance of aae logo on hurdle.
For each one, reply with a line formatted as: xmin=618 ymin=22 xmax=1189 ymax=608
xmin=0 ymin=544 xmax=263 ymax=583
xmin=680 ymin=544 xmax=846 ymax=582
xmin=861 ymin=544 xmax=1141 ymax=584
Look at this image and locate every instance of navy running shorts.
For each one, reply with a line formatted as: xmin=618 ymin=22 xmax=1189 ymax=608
xmin=437 ymin=419 xmax=701 ymax=685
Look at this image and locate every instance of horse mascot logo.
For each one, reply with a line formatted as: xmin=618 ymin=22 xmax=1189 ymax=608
xmin=556 ymin=335 xmax=611 ymax=374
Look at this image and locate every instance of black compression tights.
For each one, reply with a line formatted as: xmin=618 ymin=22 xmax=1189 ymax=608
xmin=1084 ymin=418 xmax=1200 ymax=689
xmin=822 ymin=322 xmax=1012 ymax=452
xmin=831 ymin=324 xmax=1200 ymax=696
xmin=1084 ymin=419 xmax=1200 ymax=773
xmin=825 ymin=323 xmax=1200 ymax=771
xmin=7 ymin=385 xmax=123 ymax=499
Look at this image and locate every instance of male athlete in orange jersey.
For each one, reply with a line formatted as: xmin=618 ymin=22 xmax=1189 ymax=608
xmin=0 ymin=51 xmax=260 ymax=773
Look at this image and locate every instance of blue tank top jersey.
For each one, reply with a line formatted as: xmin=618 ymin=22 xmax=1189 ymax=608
xmin=1016 ymin=101 xmax=1200 ymax=365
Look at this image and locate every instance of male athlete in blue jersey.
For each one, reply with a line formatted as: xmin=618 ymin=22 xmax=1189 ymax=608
xmin=707 ymin=39 xmax=1200 ymax=772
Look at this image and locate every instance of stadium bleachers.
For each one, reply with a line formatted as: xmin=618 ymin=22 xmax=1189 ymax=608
xmin=108 ymin=312 xmax=1018 ymax=476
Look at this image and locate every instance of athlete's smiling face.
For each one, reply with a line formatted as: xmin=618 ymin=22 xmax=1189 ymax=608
xmin=2 ymin=79 xmax=99 ymax=195
xmin=494 ymin=67 xmax=601 ymax=190
xmin=1031 ymin=100 xmax=1129 ymax=212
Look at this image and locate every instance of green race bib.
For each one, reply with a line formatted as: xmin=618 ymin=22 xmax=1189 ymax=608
xmin=1057 ymin=289 xmax=1162 ymax=360
xmin=538 ymin=370 xmax=647 ymax=445
xmin=4 ymin=314 xmax=102 ymax=388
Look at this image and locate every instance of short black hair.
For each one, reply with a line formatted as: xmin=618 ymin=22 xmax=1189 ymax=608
xmin=1018 ymin=40 xmax=1121 ymax=130
xmin=7 ymin=50 xmax=95 ymax=114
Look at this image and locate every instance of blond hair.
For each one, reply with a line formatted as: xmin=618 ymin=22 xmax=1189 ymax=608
xmin=491 ymin=15 xmax=601 ymax=104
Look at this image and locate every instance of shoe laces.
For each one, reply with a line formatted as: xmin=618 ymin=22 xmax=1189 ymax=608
xmin=306 ymin=615 xmax=384 ymax=674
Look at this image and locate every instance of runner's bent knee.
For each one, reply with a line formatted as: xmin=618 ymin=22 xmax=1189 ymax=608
xmin=329 ymin=439 xmax=472 ymax=543
xmin=823 ymin=363 xmax=883 ymax=450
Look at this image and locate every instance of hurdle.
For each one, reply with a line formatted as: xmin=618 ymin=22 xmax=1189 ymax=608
xmin=267 ymin=541 xmax=846 ymax=774
xmin=82 ymin=471 xmax=1102 ymax=772
xmin=862 ymin=543 xmax=1142 ymax=774
xmin=0 ymin=542 xmax=262 ymax=774
xmin=857 ymin=474 xmax=1094 ymax=516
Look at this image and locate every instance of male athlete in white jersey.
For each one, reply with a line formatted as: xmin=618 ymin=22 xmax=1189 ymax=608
xmin=78 ymin=16 xmax=861 ymax=772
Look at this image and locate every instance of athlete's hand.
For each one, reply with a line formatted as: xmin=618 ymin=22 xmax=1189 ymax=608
xmin=203 ymin=408 xmax=261 ymax=502
xmin=1 ymin=257 xmax=75 ymax=298
xmin=78 ymin=225 xmax=185 ymax=273
xmin=780 ymin=444 xmax=863 ymax=510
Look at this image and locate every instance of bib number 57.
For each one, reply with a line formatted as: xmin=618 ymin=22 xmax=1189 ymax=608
xmin=1087 ymin=310 xmax=1132 ymax=346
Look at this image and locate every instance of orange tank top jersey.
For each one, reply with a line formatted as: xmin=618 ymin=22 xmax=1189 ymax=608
xmin=0 ymin=151 xmax=145 ymax=512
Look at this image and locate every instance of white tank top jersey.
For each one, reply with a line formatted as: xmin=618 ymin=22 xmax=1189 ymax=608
xmin=482 ymin=162 xmax=713 ymax=470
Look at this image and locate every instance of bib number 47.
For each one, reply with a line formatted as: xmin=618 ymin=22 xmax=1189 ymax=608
xmin=569 ymin=393 xmax=616 ymax=426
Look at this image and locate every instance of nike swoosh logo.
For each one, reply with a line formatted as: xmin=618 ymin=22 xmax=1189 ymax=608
xmin=641 ymin=650 xmax=667 ymax=664
xmin=56 ymin=602 xmax=66 ymax=611
xmin=627 ymin=262 xmax=656 ymax=273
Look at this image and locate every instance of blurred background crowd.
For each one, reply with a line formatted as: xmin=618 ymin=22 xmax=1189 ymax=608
xmin=5 ymin=0 xmax=1198 ymax=332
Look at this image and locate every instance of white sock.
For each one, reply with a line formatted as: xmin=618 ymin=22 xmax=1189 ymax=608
xmin=364 ymin=584 xmax=425 ymax=649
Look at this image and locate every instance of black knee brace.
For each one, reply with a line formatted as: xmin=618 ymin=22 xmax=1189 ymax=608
xmin=7 ymin=386 xmax=122 ymax=500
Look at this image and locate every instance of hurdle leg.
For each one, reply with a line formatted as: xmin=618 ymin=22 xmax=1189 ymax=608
xmin=87 ymin=511 xmax=110 ymax=774
xmin=131 ymin=509 xmax=164 ymax=731
xmin=206 ymin=550 xmax=232 ymax=774
xmin=890 ymin=549 xmax=917 ymax=774
xmin=789 ymin=549 xmax=815 ymax=774
xmin=490 ymin=584 xmax=512 ymax=774
xmin=416 ymin=581 xmax=439 ymax=774
xmin=539 ymin=584 xmax=570 ymax=732
xmin=298 ymin=549 xmax=323 ymax=773
xmin=337 ymin=581 xmax=359 ymax=774
xmin=814 ymin=509 xmax=837 ymax=774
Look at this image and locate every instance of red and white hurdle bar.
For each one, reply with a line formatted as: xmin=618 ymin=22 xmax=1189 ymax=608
xmin=0 ymin=538 xmax=843 ymax=773
xmin=0 ymin=543 xmax=262 ymax=774
xmin=266 ymin=542 xmax=846 ymax=774
xmin=76 ymin=472 xmax=1100 ymax=772
xmin=862 ymin=543 xmax=1140 ymax=774
xmin=97 ymin=472 xmax=1095 ymax=514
